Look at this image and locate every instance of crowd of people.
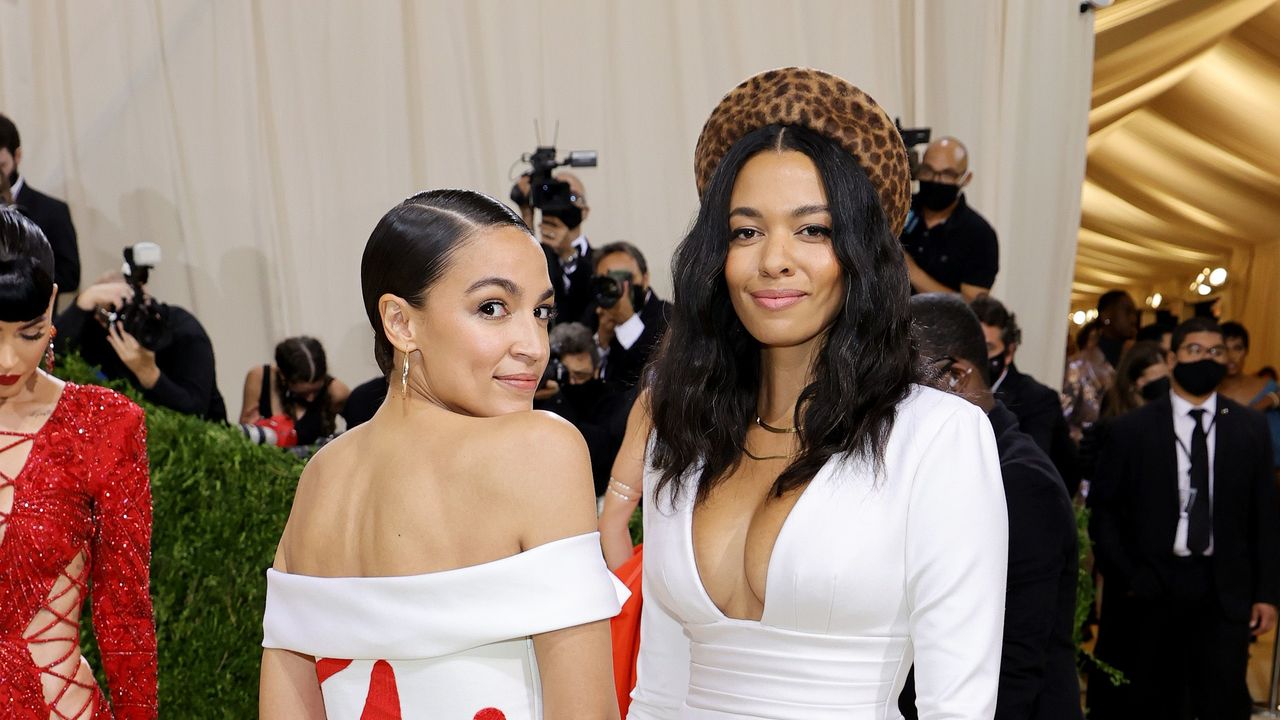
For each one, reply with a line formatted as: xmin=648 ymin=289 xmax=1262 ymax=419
xmin=2 ymin=58 xmax=1279 ymax=720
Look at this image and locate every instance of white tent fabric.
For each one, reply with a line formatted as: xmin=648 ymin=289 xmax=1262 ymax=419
xmin=0 ymin=1 xmax=1093 ymax=405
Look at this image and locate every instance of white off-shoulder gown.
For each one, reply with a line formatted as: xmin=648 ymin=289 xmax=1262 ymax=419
xmin=263 ymin=531 xmax=628 ymax=719
xmin=629 ymin=386 xmax=1009 ymax=720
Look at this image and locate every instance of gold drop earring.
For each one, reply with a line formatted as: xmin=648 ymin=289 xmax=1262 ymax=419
xmin=401 ymin=352 xmax=410 ymax=395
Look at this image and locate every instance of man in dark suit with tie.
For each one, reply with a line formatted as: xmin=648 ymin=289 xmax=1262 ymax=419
xmin=1088 ymin=316 xmax=1280 ymax=720
xmin=0 ymin=113 xmax=80 ymax=294
xmin=902 ymin=293 xmax=1081 ymax=720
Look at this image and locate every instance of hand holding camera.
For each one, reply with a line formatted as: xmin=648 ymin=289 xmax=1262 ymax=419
xmin=105 ymin=321 xmax=160 ymax=389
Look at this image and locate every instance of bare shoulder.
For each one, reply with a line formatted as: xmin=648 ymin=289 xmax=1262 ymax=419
xmin=469 ymin=411 xmax=597 ymax=543
xmin=481 ymin=409 xmax=590 ymax=463
xmin=244 ymin=364 xmax=266 ymax=385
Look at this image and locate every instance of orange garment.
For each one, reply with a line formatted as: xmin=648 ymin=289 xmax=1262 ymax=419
xmin=610 ymin=545 xmax=644 ymax=717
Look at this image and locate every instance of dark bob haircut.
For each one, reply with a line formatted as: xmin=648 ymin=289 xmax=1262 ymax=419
xmin=360 ymin=189 xmax=530 ymax=374
xmin=648 ymin=123 xmax=917 ymax=503
xmin=0 ymin=206 xmax=56 ymax=322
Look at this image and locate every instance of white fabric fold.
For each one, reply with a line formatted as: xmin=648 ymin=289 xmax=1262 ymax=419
xmin=263 ymin=531 xmax=628 ymax=660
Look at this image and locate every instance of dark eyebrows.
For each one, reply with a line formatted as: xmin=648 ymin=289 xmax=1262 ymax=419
xmin=729 ymin=205 xmax=831 ymax=220
xmin=791 ymin=204 xmax=830 ymax=218
xmin=465 ymin=277 xmax=520 ymax=296
xmin=20 ymin=317 xmax=46 ymax=330
xmin=465 ymin=278 xmax=556 ymax=304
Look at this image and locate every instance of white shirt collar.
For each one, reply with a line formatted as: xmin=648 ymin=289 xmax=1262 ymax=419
xmin=1169 ymin=389 xmax=1217 ymax=420
xmin=10 ymin=174 xmax=25 ymax=199
xmin=571 ymin=234 xmax=589 ymax=257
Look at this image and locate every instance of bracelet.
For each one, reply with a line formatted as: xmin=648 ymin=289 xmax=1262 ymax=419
xmin=608 ymin=486 xmax=636 ymax=502
xmin=609 ymin=476 xmax=639 ymax=493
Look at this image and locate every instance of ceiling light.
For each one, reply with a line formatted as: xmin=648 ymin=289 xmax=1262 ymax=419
xmin=1072 ymin=311 xmax=1087 ymax=326
xmin=1151 ymin=293 xmax=1162 ymax=308
xmin=1208 ymin=267 xmax=1227 ymax=287
xmin=1197 ymin=284 xmax=1211 ymax=296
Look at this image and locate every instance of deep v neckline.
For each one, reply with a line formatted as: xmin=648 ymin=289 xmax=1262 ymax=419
xmin=0 ymin=383 xmax=70 ymax=553
xmin=686 ymin=459 xmax=833 ymax=623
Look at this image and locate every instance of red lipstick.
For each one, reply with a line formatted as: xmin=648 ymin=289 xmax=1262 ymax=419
xmin=0 ymin=375 xmax=22 ymax=386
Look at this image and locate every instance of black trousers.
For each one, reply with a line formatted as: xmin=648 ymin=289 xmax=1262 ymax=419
xmin=1088 ymin=557 xmax=1252 ymax=720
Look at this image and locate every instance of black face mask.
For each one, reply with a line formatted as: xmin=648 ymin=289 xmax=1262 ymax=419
xmin=916 ymin=180 xmax=961 ymax=211
xmin=1139 ymin=376 xmax=1170 ymax=402
xmin=1173 ymin=360 xmax=1227 ymax=397
xmin=987 ymin=354 xmax=1007 ymax=384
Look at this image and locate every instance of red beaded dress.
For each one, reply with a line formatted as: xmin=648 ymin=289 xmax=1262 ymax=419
xmin=0 ymin=383 xmax=157 ymax=719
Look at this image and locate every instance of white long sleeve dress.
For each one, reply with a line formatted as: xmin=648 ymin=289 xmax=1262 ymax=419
xmin=628 ymin=387 xmax=1008 ymax=720
xmin=263 ymin=531 xmax=628 ymax=719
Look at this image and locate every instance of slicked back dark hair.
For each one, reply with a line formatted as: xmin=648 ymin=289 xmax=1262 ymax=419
xmin=361 ymin=189 xmax=530 ymax=374
xmin=648 ymin=123 xmax=917 ymax=504
xmin=968 ymin=294 xmax=1020 ymax=350
xmin=0 ymin=207 xmax=55 ymax=322
xmin=1171 ymin=316 xmax=1222 ymax=353
xmin=275 ymin=335 xmax=336 ymax=435
xmin=1220 ymin=321 xmax=1248 ymax=349
xmin=911 ymin=293 xmax=992 ymax=386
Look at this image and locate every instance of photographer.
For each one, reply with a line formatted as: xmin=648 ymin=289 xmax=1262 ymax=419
xmin=55 ymin=249 xmax=226 ymax=421
xmin=535 ymin=322 xmax=627 ymax=496
xmin=900 ymin=137 xmax=998 ymax=300
xmin=1 ymin=113 xmax=80 ymax=294
xmin=591 ymin=241 xmax=670 ymax=390
xmin=514 ymin=171 xmax=595 ymax=323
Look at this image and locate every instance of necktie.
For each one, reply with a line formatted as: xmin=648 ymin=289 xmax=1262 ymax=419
xmin=1187 ymin=408 xmax=1211 ymax=555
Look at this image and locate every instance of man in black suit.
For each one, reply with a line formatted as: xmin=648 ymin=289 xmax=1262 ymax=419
xmin=0 ymin=114 xmax=79 ymax=293
xmin=901 ymin=293 xmax=1082 ymax=720
xmin=1088 ymin=316 xmax=1280 ymax=720
xmin=524 ymin=171 xmax=595 ymax=324
xmin=971 ymin=295 xmax=1080 ymax=497
xmin=591 ymin=241 xmax=670 ymax=390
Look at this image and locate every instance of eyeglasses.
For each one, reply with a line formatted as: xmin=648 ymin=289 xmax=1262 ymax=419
xmin=1178 ymin=343 xmax=1226 ymax=360
xmin=916 ymin=165 xmax=964 ymax=184
xmin=930 ymin=356 xmax=974 ymax=390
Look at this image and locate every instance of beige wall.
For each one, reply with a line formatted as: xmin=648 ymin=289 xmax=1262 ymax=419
xmin=0 ymin=1 xmax=1093 ymax=405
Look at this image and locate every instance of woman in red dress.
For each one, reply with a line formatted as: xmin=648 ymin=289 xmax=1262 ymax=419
xmin=0 ymin=207 xmax=157 ymax=719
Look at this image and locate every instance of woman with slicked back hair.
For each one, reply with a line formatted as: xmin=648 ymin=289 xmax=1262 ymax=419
xmin=261 ymin=190 xmax=627 ymax=719
xmin=626 ymin=68 xmax=1007 ymax=719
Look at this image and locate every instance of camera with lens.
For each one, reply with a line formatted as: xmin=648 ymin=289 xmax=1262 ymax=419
xmin=238 ymin=414 xmax=298 ymax=448
xmin=510 ymin=138 xmax=597 ymax=218
xmin=540 ymin=355 xmax=570 ymax=390
xmin=94 ymin=242 xmax=173 ymax=350
xmin=591 ymin=269 xmax=643 ymax=311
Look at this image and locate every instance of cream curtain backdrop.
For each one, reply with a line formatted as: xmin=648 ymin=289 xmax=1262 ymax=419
xmin=0 ymin=1 xmax=1092 ymax=409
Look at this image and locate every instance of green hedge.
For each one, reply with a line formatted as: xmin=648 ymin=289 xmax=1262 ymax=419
xmin=63 ymin=354 xmax=303 ymax=718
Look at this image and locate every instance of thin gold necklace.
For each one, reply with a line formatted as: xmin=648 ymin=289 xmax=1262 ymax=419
xmin=754 ymin=415 xmax=798 ymax=434
xmin=742 ymin=446 xmax=793 ymax=461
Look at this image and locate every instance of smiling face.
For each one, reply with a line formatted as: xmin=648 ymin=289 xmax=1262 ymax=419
xmin=400 ymin=225 xmax=555 ymax=417
xmin=0 ymin=292 xmax=55 ymax=401
xmin=724 ymin=150 xmax=844 ymax=350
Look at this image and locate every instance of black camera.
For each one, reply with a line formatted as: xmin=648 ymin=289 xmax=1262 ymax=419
xmin=95 ymin=243 xmax=172 ymax=351
xmin=540 ymin=356 xmax=569 ymax=389
xmin=510 ymin=135 xmax=597 ymax=217
xmin=895 ymin=118 xmax=931 ymax=179
xmin=591 ymin=270 xmax=643 ymax=311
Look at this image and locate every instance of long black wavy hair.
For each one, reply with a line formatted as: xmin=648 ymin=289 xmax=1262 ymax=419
xmin=648 ymin=124 xmax=918 ymax=504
